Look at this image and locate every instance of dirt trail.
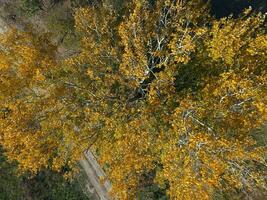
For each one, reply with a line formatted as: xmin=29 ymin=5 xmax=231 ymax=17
xmin=80 ymin=151 xmax=112 ymax=200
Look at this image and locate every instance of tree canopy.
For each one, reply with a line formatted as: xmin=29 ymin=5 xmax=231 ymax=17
xmin=0 ymin=0 xmax=266 ymax=199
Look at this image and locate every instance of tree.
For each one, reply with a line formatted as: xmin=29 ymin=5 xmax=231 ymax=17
xmin=0 ymin=28 xmax=79 ymax=174
xmin=0 ymin=0 xmax=266 ymax=199
xmin=0 ymin=146 xmax=24 ymax=200
xmin=71 ymin=2 xmax=267 ymax=199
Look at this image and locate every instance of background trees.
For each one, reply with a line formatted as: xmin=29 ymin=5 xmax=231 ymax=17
xmin=0 ymin=147 xmax=90 ymax=200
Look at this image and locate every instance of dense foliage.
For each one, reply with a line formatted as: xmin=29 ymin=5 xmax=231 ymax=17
xmin=0 ymin=0 xmax=266 ymax=199
xmin=0 ymin=147 xmax=90 ymax=200
xmin=20 ymin=0 xmax=43 ymax=15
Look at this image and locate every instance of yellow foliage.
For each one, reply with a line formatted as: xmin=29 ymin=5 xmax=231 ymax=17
xmin=0 ymin=1 xmax=266 ymax=200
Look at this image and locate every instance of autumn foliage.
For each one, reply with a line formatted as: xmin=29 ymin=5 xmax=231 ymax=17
xmin=0 ymin=0 xmax=266 ymax=199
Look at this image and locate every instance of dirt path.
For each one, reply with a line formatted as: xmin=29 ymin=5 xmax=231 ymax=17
xmin=0 ymin=17 xmax=7 ymax=33
xmin=80 ymin=151 xmax=112 ymax=200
